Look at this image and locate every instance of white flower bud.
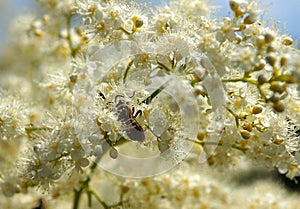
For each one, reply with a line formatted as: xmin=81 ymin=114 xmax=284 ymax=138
xmin=109 ymin=147 xmax=118 ymax=159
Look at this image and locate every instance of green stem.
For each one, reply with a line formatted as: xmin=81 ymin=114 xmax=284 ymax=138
xmin=123 ymin=59 xmax=134 ymax=83
xmin=25 ymin=126 xmax=52 ymax=132
xmin=73 ymin=187 xmax=84 ymax=209
xmin=118 ymin=27 xmax=132 ymax=35
xmin=72 ymin=152 xmax=105 ymax=209
xmin=222 ymin=77 xmax=257 ymax=85
xmin=88 ymin=188 xmax=109 ymax=209
xmin=226 ymin=106 xmax=239 ymax=126
xmin=222 ymin=77 xmax=268 ymax=101
xmin=157 ymin=60 xmax=171 ymax=72
xmin=140 ymin=82 xmax=168 ymax=105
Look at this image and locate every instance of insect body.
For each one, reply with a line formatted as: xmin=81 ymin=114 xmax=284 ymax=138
xmin=114 ymin=95 xmax=145 ymax=142
xmin=99 ymin=92 xmax=145 ymax=142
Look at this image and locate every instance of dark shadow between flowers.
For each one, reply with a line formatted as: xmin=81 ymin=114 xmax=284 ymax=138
xmin=230 ymin=166 xmax=300 ymax=193
xmin=231 ymin=167 xmax=274 ymax=186
xmin=274 ymin=171 xmax=300 ymax=193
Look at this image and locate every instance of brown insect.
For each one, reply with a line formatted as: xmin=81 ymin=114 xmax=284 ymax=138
xmin=99 ymin=92 xmax=145 ymax=142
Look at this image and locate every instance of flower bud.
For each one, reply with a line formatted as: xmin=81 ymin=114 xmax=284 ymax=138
xmin=207 ymin=154 xmax=215 ymax=166
xmin=273 ymin=136 xmax=284 ymax=145
xmin=252 ymin=105 xmax=263 ymax=114
xmin=78 ymin=158 xmax=89 ymax=167
xmin=264 ymin=32 xmax=275 ymax=43
xmin=282 ymin=37 xmax=293 ymax=46
xmin=197 ymin=132 xmax=205 ymax=141
xmin=270 ymin=81 xmax=286 ymax=94
xmin=109 ymin=147 xmax=118 ymax=159
xmin=257 ymin=74 xmax=268 ymax=85
xmin=229 ymin=0 xmax=239 ymax=11
xmin=256 ymin=35 xmax=265 ymax=49
xmin=266 ymin=54 xmax=277 ymax=67
xmin=269 ymin=93 xmax=281 ymax=103
xmin=119 ymin=184 xmax=130 ymax=194
xmin=132 ymin=16 xmax=144 ymax=28
xmin=266 ymin=45 xmax=277 ymax=53
xmin=34 ymin=29 xmax=44 ymax=37
xmin=254 ymin=59 xmax=266 ymax=71
xmin=280 ymin=56 xmax=288 ymax=66
xmin=242 ymin=122 xmax=253 ymax=132
xmin=244 ymin=13 xmax=257 ymax=24
xmin=230 ymin=0 xmax=246 ymax=18
xmin=273 ymin=101 xmax=285 ymax=112
xmin=240 ymin=130 xmax=251 ymax=139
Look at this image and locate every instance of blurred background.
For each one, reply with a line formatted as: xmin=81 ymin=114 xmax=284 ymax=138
xmin=0 ymin=0 xmax=299 ymax=49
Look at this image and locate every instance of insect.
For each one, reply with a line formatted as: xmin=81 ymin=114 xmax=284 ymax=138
xmin=99 ymin=92 xmax=145 ymax=142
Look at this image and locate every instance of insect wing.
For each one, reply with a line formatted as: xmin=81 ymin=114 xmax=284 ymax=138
xmin=126 ymin=118 xmax=145 ymax=142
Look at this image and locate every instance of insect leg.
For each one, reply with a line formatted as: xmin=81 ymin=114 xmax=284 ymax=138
xmin=133 ymin=109 xmax=142 ymax=118
xmin=128 ymin=91 xmax=136 ymax=98
xmin=99 ymin=92 xmax=106 ymax=100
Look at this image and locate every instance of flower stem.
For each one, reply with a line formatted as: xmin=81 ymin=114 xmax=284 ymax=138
xmin=72 ymin=144 xmax=110 ymax=209
xmin=222 ymin=76 xmax=267 ymax=101
xmin=87 ymin=187 xmax=109 ymax=209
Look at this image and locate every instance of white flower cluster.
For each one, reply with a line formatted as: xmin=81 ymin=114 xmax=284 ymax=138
xmin=0 ymin=0 xmax=299 ymax=208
